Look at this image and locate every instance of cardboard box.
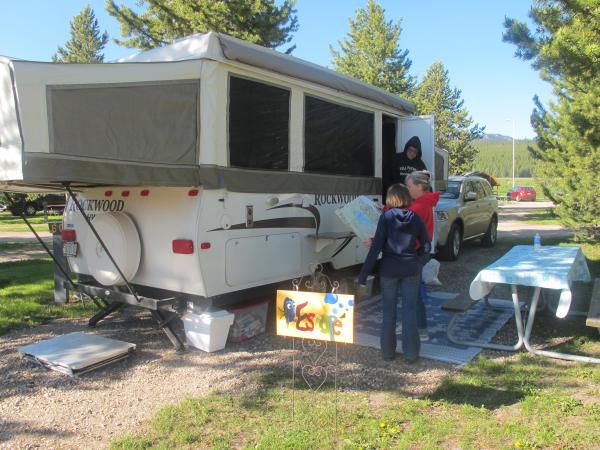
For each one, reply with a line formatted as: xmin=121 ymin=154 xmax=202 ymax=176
xmin=227 ymin=299 xmax=269 ymax=342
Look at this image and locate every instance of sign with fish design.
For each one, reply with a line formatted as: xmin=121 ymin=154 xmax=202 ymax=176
xmin=276 ymin=290 xmax=354 ymax=343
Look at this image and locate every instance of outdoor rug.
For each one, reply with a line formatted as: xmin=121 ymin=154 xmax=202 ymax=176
xmin=354 ymin=291 xmax=515 ymax=365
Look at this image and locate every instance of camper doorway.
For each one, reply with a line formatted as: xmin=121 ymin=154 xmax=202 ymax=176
xmin=382 ymin=115 xmax=397 ymax=202
xmin=381 ymin=114 xmax=436 ymax=197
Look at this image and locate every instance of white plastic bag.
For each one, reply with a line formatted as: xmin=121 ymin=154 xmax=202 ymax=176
xmin=422 ymin=258 xmax=442 ymax=286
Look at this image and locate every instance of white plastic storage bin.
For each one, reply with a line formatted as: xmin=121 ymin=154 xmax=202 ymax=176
xmin=182 ymin=309 xmax=234 ymax=352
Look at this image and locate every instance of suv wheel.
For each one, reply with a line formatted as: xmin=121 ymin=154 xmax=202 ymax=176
xmin=24 ymin=203 xmax=37 ymax=216
xmin=481 ymin=216 xmax=498 ymax=247
xmin=439 ymin=223 xmax=462 ymax=261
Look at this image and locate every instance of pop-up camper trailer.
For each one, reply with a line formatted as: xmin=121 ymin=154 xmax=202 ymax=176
xmin=0 ymin=32 xmax=447 ymax=349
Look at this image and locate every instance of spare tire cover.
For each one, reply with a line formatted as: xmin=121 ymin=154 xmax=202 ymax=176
xmin=83 ymin=212 xmax=141 ymax=286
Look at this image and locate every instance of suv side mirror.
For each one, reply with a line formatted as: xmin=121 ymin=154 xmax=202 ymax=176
xmin=464 ymin=191 xmax=477 ymax=201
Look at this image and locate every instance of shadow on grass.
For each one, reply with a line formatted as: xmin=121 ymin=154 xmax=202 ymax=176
xmin=427 ymin=380 xmax=527 ymax=409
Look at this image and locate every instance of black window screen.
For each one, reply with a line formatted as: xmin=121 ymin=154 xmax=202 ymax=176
xmin=49 ymin=81 xmax=199 ymax=164
xmin=228 ymin=76 xmax=289 ymax=170
xmin=304 ymin=96 xmax=374 ymax=176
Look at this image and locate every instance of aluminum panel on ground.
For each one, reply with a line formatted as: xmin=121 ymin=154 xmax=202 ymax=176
xmin=18 ymin=332 xmax=136 ymax=376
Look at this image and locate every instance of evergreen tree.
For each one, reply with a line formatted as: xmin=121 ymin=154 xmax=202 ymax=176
xmin=106 ymin=0 xmax=298 ymax=52
xmin=53 ymin=5 xmax=109 ymax=63
xmin=330 ymin=0 xmax=415 ymax=97
xmin=504 ymin=0 xmax=599 ymax=235
xmin=414 ymin=62 xmax=484 ymax=174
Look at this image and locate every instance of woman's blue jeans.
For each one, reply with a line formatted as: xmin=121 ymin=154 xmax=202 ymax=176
xmin=379 ymin=274 xmax=420 ymax=360
xmin=417 ymin=253 xmax=431 ymax=330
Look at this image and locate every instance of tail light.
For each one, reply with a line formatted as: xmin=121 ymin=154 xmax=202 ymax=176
xmin=61 ymin=229 xmax=77 ymax=241
xmin=172 ymin=239 xmax=194 ymax=254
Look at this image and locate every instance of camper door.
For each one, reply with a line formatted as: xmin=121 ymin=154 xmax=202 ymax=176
xmin=397 ymin=115 xmax=435 ymax=189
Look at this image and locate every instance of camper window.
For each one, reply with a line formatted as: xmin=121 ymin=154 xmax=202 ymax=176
xmin=303 ymin=95 xmax=374 ymax=177
xmin=228 ymin=75 xmax=290 ymax=170
xmin=48 ymin=81 xmax=199 ymax=164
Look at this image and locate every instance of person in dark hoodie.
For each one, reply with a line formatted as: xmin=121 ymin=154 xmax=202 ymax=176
xmin=391 ymin=136 xmax=427 ymax=185
xmin=357 ymin=183 xmax=430 ymax=363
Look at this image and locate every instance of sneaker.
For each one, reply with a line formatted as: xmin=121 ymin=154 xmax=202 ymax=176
xmin=404 ymin=356 xmax=419 ymax=364
xmin=418 ymin=329 xmax=429 ymax=342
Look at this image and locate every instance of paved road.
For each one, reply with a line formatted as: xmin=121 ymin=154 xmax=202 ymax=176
xmin=0 ymin=232 xmax=54 ymax=262
xmin=0 ymin=231 xmax=52 ymax=243
xmin=497 ymin=200 xmax=572 ymax=239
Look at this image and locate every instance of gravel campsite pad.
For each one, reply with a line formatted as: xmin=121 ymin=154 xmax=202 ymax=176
xmin=0 ymin=311 xmax=454 ymax=449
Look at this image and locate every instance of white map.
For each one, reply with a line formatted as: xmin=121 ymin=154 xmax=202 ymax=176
xmin=335 ymin=196 xmax=382 ymax=241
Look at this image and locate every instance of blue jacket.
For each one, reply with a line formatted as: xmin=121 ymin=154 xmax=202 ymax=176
xmin=358 ymin=208 xmax=430 ymax=283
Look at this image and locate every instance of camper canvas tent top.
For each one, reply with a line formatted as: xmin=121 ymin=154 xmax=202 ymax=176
xmin=0 ymin=33 xmax=443 ymax=350
xmin=0 ymin=32 xmax=417 ymax=192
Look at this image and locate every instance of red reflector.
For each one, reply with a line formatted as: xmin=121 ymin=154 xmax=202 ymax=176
xmin=141 ymin=189 xmax=150 ymax=197
xmin=200 ymin=242 xmax=211 ymax=250
xmin=172 ymin=239 xmax=194 ymax=254
xmin=105 ymin=190 xmax=113 ymax=197
xmin=61 ymin=229 xmax=76 ymax=241
xmin=188 ymin=189 xmax=199 ymax=197
xmin=122 ymin=190 xmax=130 ymax=197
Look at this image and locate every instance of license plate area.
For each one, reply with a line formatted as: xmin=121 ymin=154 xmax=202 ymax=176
xmin=63 ymin=241 xmax=79 ymax=257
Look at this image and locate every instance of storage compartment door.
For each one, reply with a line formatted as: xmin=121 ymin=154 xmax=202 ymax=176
xmin=225 ymin=233 xmax=301 ymax=286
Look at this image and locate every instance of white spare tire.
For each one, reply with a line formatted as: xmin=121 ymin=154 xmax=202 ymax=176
xmin=82 ymin=212 xmax=141 ymax=286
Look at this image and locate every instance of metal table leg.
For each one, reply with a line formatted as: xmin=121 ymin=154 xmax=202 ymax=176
xmin=521 ymin=286 xmax=600 ymax=364
xmin=445 ymin=288 xmax=525 ymax=351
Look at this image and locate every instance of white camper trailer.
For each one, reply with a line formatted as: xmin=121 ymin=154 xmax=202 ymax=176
xmin=0 ymin=33 xmax=445 ymax=349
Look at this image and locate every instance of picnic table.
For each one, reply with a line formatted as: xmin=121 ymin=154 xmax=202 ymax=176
xmin=466 ymin=245 xmax=598 ymax=363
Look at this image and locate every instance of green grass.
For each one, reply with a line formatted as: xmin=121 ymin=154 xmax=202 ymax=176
xmin=0 ymin=211 xmax=62 ymax=232
xmin=110 ymin=237 xmax=600 ymax=450
xmin=0 ymin=259 xmax=95 ymax=335
xmin=522 ymin=209 xmax=561 ymax=225
xmin=110 ymin=354 xmax=600 ymax=449
xmin=0 ymin=242 xmax=45 ymax=251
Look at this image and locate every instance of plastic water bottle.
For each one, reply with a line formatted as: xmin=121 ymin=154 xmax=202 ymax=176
xmin=533 ymin=233 xmax=541 ymax=251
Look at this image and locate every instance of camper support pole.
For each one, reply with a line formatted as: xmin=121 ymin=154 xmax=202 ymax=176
xmin=151 ymin=310 xmax=185 ymax=352
xmin=89 ymin=301 xmax=124 ymax=327
xmin=63 ymin=184 xmax=142 ymax=303
xmin=3 ymin=192 xmax=76 ymax=290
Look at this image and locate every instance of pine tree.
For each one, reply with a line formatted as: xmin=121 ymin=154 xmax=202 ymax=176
xmin=53 ymin=5 xmax=109 ymax=63
xmin=504 ymin=0 xmax=599 ymax=235
xmin=330 ymin=0 xmax=415 ymax=97
xmin=106 ymin=0 xmax=298 ymax=51
xmin=414 ymin=62 xmax=484 ymax=174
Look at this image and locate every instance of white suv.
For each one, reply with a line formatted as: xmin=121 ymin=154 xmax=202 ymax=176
xmin=434 ymin=175 xmax=498 ymax=261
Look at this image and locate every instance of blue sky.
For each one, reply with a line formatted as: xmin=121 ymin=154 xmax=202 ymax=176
xmin=1 ymin=1 xmax=551 ymax=138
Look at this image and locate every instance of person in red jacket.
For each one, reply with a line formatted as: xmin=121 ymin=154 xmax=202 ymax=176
xmin=405 ymin=171 xmax=440 ymax=341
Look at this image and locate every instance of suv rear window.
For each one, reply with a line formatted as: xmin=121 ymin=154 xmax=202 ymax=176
xmin=440 ymin=180 xmax=461 ymax=199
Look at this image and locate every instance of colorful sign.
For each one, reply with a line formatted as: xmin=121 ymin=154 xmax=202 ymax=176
xmin=276 ymin=290 xmax=354 ymax=343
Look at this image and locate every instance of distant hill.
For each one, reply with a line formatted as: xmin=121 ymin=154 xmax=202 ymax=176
xmin=471 ymin=136 xmax=537 ymax=177
xmin=478 ymin=133 xmax=512 ymax=142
